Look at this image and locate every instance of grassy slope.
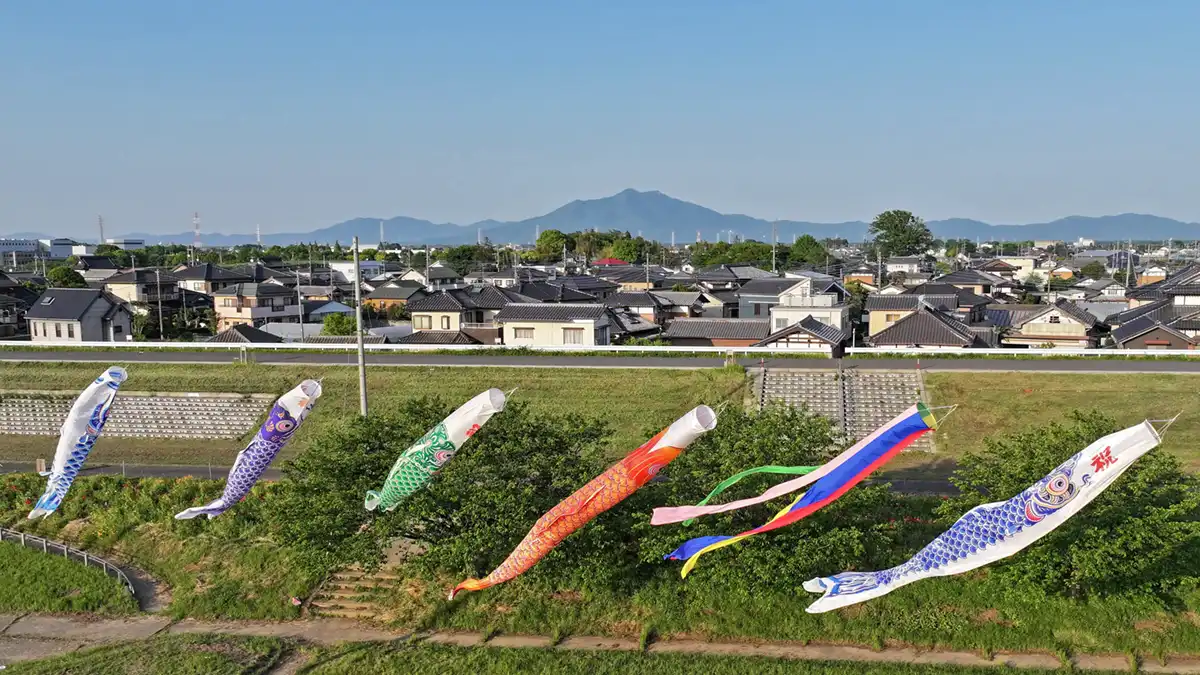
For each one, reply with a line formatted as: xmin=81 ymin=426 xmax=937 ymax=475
xmin=0 ymin=363 xmax=747 ymax=465
xmin=305 ymin=642 xmax=1104 ymax=674
xmin=0 ymin=541 xmax=137 ymax=615
xmin=5 ymin=634 xmax=288 ymax=675
xmin=925 ymin=372 xmax=1200 ymax=470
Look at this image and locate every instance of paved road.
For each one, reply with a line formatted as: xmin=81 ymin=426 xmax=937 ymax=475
xmin=3 ymin=349 xmax=1200 ymax=372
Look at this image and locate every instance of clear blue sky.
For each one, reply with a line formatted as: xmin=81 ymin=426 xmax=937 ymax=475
xmin=2 ymin=1 xmax=1197 ymax=237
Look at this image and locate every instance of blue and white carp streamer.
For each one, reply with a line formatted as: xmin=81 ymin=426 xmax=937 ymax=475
xmin=803 ymin=421 xmax=1162 ymax=613
xmin=28 ymin=366 xmax=128 ymax=519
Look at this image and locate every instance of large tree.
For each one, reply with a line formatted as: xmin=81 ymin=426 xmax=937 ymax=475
xmin=790 ymin=235 xmax=828 ymax=266
xmin=1080 ymin=261 xmax=1107 ymax=280
xmin=868 ymin=210 xmax=934 ymax=258
xmin=45 ymin=266 xmax=87 ymax=288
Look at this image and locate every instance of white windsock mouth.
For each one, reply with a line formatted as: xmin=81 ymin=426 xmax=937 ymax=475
xmin=482 ymin=388 xmax=506 ymax=412
xmin=104 ymin=366 xmax=128 ymax=383
xmin=299 ymin=380 xmax=323 ymax=399
xmin=654 ymin=405 xmax=718 ymax=451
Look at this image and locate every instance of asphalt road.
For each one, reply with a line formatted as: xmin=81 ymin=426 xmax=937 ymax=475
xmin=2 ymin=349 xmax=1200 ymax=372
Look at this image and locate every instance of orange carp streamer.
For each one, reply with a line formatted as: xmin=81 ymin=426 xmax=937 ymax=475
xmin=449 ymin=405 xmax=717 ymax=599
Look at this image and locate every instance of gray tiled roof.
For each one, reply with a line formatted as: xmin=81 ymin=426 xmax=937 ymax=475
xmin=604 ymin=292 xmax=665 ymax=308
xmin=394 ymin=330 xmax=481 ymax=345
xmin=407 ymin=285 xmax=537 ymax=312
xmin=74 ymin=256 xmax=118 ymax=271
xmin=206 ymin=324 xmax=284 ymax=344
xmin=302 ymin=335 xmax=388 ymax=344
xmin=870 ymin=306 xmax=978 ymax=347
xmin=366 ymin=281 xmax=425 ymax=300
xmin=103 ymin=269 xmax=180 ymax=284
xmin=905 ymin=283 xmax=991 ymax=307
xmin=609 ymin=310 xmax=659 ymax=335
xmin=736 ymin=278 xmax=799 ymax=297
xmin=865 ymin=294 xmax=958 ymax=312
xmin=662 ymin=318 xmax=771 ymax=340
xmin=593 ymin=265 xmax=669 ymax=284
xmin=211 ymin=283 xmax=296 ymax=297
xmin=650 ymin=291 xmax=704 ymax=307
xmin=1111 ymin=315 xmax=1193 ymax=345
xmin=933 ymin=269 xmax=1006 ymax=286
xmin=555 ymin=275 xmax=619 ymax=292
xmin=424 ymin=265 xmax=463 ymax=280
xmin=754 ymin=315 xmax=846 ymax=346
xmin=1049 ymin=298 xmax=1099 ymax=328
xmin=514 ymin=282 xmax=596 ymax=303
xmin=494 ymin=303 xmax=609 ymax=322
xmin=172 ymin=263 xmax=253 ymax=282
xmin=985 ymin=304 xmax=1046 ymax=328
xmin=25 ymin=288 xmax=128 ymax=321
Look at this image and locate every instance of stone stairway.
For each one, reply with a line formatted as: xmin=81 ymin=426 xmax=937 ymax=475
xmin=308 ymin=568 xmax=403 ymax=621
xmin=757 ymin=368 xmax=934 ymax=452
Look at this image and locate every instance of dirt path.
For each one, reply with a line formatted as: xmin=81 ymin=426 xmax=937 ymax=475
xmin=2 ymin=613 xmax=1199 ymax=673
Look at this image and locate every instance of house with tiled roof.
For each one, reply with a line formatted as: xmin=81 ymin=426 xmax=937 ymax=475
xmin=553 ymin=275 xmax=619 ymax=300
xmin=592 ymin=265 xmax=670 ymax=291
xmin=513 ymin=281 xmax=596 ymax=303
xmin=363 ymin=280 xmax=426 ymax=311
xmin=406 ymin=285 xmax=538 ymax=344
xmin=865 ymin=293 xmax=959 ymax=336
xmin=26 ymin=288 xmax=133 ymax=342
xmin=211 ymin=283 xmax=300 ymax=330
xmin=661 ymin=318 xmax=771 ymax=347
xmin=401 ymin=262 xmax=465 ymax=291
xmin=207 ymin=324 xmax=284 ymax=344
xmin=604 ymin=291 xmax=668 ymax=325
xmin=1110 ymin=316 xmax=1196 ymax=350
xmin=931 ymin=268 xmax=1015 ymax=297
xmin=753 ymin=315 xmax=848 ymax=356
xmin=868 ymin=305 xmax=995 ymax=349
xmin=494 ymin=303 xmax=616 ymax=346
xmin=995 ymin=298 xmax=1106 ymax=348
xmin=171 ymin=263 xmax=253 ymax=294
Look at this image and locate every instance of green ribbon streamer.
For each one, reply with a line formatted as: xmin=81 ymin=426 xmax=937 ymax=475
xmin=683 ymin=465 xmax=820 ymax=526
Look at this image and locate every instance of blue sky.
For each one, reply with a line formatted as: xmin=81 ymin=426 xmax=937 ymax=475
xmin=2 ymin=1 xmax=1197 ymax=237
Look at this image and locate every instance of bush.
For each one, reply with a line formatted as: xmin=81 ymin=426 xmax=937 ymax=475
xmin=943 ymin=410 xmax=1200 ymax=598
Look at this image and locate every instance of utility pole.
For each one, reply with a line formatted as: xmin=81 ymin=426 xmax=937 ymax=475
xmin=296 ymin=269 xmax=306 ymax=341
xmin=771 ymin=223 xmax=777 ymax=273
xmin=352 ymin=237 xmax=368 ymax=417
xmin=154 ymin=270 xmax=165 ymax=339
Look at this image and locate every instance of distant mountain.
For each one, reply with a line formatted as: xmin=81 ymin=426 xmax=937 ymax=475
xmin=15 ymin=190 xmax=1199 ymax=246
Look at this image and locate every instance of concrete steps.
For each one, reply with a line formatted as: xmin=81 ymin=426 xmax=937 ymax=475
xmin=308 ymin=567 xmax=405 ymax=621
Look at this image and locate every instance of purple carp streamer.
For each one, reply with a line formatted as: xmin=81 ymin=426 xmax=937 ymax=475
xmin=29 ymin=366 xmax=127 ymax=519
xmin=175 ymin=379 xmax=321 ymax=520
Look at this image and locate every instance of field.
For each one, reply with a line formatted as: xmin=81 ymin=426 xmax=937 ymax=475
xmin=0 ymin=540 xmax=137 ymax=615
xmin=925 ymin=372 xmax=1200 ymax=470
xmin=0 ymin=362 xmax=748 ymax=465
xmin=5 ymin=634 xmax=288 ymax=675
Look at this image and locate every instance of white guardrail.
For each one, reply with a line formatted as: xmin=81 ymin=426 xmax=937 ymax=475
xmin=8 ymin=340 xmax=1200 ymax=358
xmin=0 ymin=527 xmax=137 ymax=597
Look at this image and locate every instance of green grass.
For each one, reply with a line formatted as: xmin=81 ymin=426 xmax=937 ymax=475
xmin=0 ymin=540 xmax=137 ymax=615
xmin=926 ymin=372 xmax=1200 ymax=470
xmin=372 ymin=567 xmax=1200 ymax=659
xmin=5 ymin=633 xmax=288 ymax=674
xmin=0 ymin=363 xmax=747 ymax=465
xmin=0 ymin=475 xmax=321 ymax=621
xmin=303 ymin=642 xmax=1113 ymax=674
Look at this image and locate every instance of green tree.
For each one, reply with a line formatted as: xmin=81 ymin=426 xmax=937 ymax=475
xmin=868 ymin=210 xmax=934 ymax=258
xmin=609 ymin=237 xmax=643 ymax=264
xmin=45 ymin=266 xmax=87 ymax=288
xmin=789 ymin=235 xmax=828 ymax=266
xmin=535 ymin=229 xmax=573 ymax=262
xmin=944 ymin=410 xmax=1200 ymax=597
xmin=321 ymin=313 xmax=356 ymax=336
xmin=1078 ymin=261 xmax=1106 ymax=280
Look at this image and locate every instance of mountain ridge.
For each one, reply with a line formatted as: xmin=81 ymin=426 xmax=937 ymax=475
xmin=10 ymin=190 xmax=1199 ymax=247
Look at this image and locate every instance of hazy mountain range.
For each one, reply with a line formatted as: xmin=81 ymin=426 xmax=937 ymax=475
xmin=11 ymin=189 xmax=1199 ymax=247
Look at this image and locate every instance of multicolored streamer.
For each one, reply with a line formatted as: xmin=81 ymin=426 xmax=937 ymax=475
xmin=663 ymin=403 xmax=937 ymax=577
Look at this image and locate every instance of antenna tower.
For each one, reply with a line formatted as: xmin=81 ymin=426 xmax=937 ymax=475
xmin=379 ymin=220 xmax=385 ymax=247
xmin=192 ymin=212 xmax=201 ymax=250
xmin=256 ymin=224 xmax=261 ymax=247
xmin=98 ymin=216 xmax=105 ymax=244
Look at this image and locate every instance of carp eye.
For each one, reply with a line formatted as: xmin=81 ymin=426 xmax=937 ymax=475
xmin=276 ymin=419 xmax=295 ymax=433
xmin=1046 ymin=475 xmax=1070 ymax=495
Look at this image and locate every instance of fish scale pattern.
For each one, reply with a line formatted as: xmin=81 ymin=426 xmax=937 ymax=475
xmin=34 ymin=394 xmax=116 ymax=514
xmin=471 ymin=464 xmax=637 ymax=588
xmin=375 ymin=423 xmax=456 ymax=510
xmin=819 ymin=456 xmax=1080 ymax=595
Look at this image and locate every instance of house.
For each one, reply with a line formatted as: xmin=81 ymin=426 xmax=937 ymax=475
xmin=363 ymin=280 xmax=426 ymax=311
xmin=494 ymin=303 xmax=616 ymax=346
xmin=464 ymin=267 xmax=552 ymax=288
xmin=766 ymin=277 xmax=850 ymax=335
xmin=994 ymin=299 xmax=1105 ymax=348
xmin=868 ymin=305 xmax=995 ymax=349
xmin=303 ymin=300 xmax=355 ymax=323
xmin=394 ymin=329 xmax=482 ymax=346
xmin=865 ymin=294 xmax=958 ymax=336
xmin=592 ymin=265 xmax=670 ymax=291
xmin=73 ymin=256 xmax=120 ymax=282
xmin=0 ymin=296 xmax=22 ymax=336
xmin=0 ymin=270 xmax=38 ymax=307
xmin=1111 ymin=316 xmax=1196 ymax=350
xmin=604 ymin=292 xmax=669 ymax=325
xmin=877 ymin=283 xmax=908 ymax=295
xmin=406 ymin=285 xmax=537 ymax=344
xmin=401 ymin=263 xmax=465 ymax=291
xmin=661 ymin=318 xmax=771 ymax=347
xmin=226 ymin=262 xmax=298 ymax=286
xmin=753 ymin=315 xmax=848 ymax=356
xmin=608 ymin=309 xmax=661 ymax=341
xmin=843 ymin=264 xmax=877 ymax=288
xmin=171 ymin=263 xmax=253 ymax=294
xmin=675 ymin=264 xmax=775 ymax=292
xmin=972 ymin=259 xmax=1020 ymax=281
xmin=26 ymin=288 xmax=133 ymax=342
xmin=552 ymin=275 xmax=619 ymax=300
xmin=1072 ymin=277 xmax=1126 ymax=298
xmin=885 ymin=256 xmax=923 ymax=275
xmin=103 ymin=269 xmax=181 ymax=305
xmin=1048 ymin=265 xmax=1076 ymax=280
xmin=996 ymin=256 xmax=1040 ymax=280
xmin=736 ymin=274 xmax=846 ymax=324
xmin=932 ymin=268 xmax=1014 ymax=297
xmin=904 ymin=283 xmax=992 ymax=320
xmin=649 ymin=291 xmax=705 ymax=319
xmin=329 ymin=260 xmax=385 ymax=285
xmin=513 ymin=281 xmax=596 ymax=303
xmin=211 ymin=283 xmax=301 ymax=330
xmin=1138 ymin=265 xmax=1168 ymax=287
xmin=207 ymin=324 xmax=285 ymax=344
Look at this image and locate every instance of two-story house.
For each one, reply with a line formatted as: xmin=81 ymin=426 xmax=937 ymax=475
xmin=73 ymin=255 xmax=120 ymax=282
xmin=401 ymin=263 xmax=465 ymax=291
xmin=406 ymin=285 xmax=539 ymax=344
xmin=604 ymin=292 xmax=668 ymax=325
xmin=997 ymin=298 xmax=1105 ymax=348
xmin=26 ymin=288 xmax=133 ymax=342
xmin=736 ymin=274 xmax=849 ymax=334
xmin=211 ymin=283 xmax=301 ymax=330
xmin=363 ymin=280 xmax=426 ymax=311
xmin=171 ymin=263 xmax=253 ymax=294
xmin=103 ymin=269 xmax=182 ymax=305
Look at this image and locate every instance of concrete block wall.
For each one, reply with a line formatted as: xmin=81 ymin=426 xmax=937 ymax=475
xmin=0 ymin=391 xmax=274 ymax=440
